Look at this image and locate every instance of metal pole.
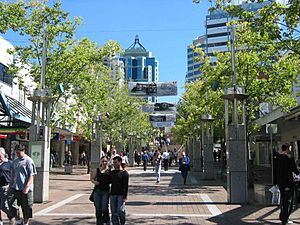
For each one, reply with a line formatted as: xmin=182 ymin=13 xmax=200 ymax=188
xmin=231 ymin=26 xmax=238 ymax=125
xmin=270 ymin=128 xmax=273 ymax=184
xmin=41 ymin=31 xmax=47 ymax=89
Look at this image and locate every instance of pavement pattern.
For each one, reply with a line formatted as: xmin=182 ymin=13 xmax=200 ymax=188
xmin=4 ymin=166 xmax=300 ymax=224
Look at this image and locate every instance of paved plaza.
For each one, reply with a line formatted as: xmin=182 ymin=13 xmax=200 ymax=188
xmin=4 ymin=166 xmax=300 ymax=225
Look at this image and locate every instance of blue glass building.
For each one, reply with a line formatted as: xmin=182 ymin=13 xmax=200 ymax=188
xmin=121 ymin=35 xmax=159 ymax=102
xmin=121 ymin=35 xmax=159 ymax=82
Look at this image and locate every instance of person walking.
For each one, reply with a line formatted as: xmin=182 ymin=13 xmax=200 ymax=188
xmin=110 ymin=156 xmax=129 ymax=225
xmin=90 ymin=156 xmax=111 ymax=225
xmin=179 ymin=152 xmax=190 ymax=185
xmin=274 ymin=143 xmax=300 ymax=225
xmin=162 ymin=150 xmax=169 ymax=171
xmin=8 ymin=145 xmax=37 ymax=225
xmin=142 ymin=151 xmax=149 ymax=171
xmin=0 ymin=147 xmax=15 ymax=225
xmin=153 ymin=150 xmax=162 ymax=183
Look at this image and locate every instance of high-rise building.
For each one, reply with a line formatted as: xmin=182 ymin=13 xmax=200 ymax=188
xmin=121 ymin=35 xmax=159 ymax=102
xmin=186 ymin=1 xmax=270 ymax=83
xmin=186 ymin=35 xmax=206 ymax=83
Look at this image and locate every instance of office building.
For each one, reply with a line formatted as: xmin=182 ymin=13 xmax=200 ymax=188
xmin=121 ymin=35 xmax=159 ymax=102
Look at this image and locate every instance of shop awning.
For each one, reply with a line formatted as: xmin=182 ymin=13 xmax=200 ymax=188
xmin=0 ymin=127 xmax=28 ymax=134
xmin=0 ymin=92 xmax=31 ymax=123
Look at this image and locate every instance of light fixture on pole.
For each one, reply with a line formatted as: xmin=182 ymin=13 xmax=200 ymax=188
xmin=201 ymin=112 xmax=215 ymax=180
xmin=223 ymin=25 xmax=248 ymax=204
xmin=28 ymin=31 xmax=55 ymax=203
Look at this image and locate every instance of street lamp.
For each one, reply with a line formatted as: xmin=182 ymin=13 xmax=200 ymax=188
xmin=201 ymin=113 xmax=215 ymax=180
xmin=90 ymin=114 xmax=102 ymax=170
xmin=223 ymin=26 xmax=248 ymax=204
xmin=128 ymin=132 xmax=134 ymax=166
xmin=28 ymin=31 xmax=55 ymax=203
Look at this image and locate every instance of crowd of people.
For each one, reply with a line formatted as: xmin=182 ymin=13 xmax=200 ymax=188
xmin=135 ymin=148 xmax=178 ymax=172
xmin=133 ymin=147 xmax=189 ymax=185
xmin=0 ymin=145 xmax=36 ymax=225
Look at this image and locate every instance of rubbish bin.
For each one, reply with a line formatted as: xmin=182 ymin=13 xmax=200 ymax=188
xmin=65 ymin=164 xmax=73 ymax=174
xmin=254 ymin=184 xmax=273 ymax=205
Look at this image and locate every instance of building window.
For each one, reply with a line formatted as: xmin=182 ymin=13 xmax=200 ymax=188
xmin=0 ymin=63 xmax=12 ymax=86
xmin=207 ymin=32 xmax=229 ymax=38
xmin=207 ymin=42 xmax=228 ymax=48
xmin=206 ymin=22 xmax=227 ymax=29
xmin=132 ymin=59 xmax=137 ymax=80
xmin=143 ymin=67 xmax=149 ymax=80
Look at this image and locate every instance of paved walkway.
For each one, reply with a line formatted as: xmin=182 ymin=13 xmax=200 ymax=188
xmin=4 ymin=166 xmax=300 ymax=224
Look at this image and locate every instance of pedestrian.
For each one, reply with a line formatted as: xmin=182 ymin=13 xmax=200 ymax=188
xmin=120 ymin=152 xmax=129 ymax=170
xmin=134 ymin=150 xmax=141 ymax=167
xmin=110 ymin=156 xmax=129 ymax=225
xmin=8 ymin=144 xmax=37 ymax=225
xmin=0 ymin=147 xmax=15 ymax=225
xmin=173 ymin=148 xmax=177 ymax=166
xmin=274 ymin=143 xmax=300 ymax=225
xmin=153 ymin=150 xmax=162 ymax=183
xmin=142 ymin=151 xmax=149 ymax=171
xmin=179 ymin=152 xmax=190 ymax=185
xmin=109 ymin=148 xmax=119 ymax=170
xmin=162 ymin=149 xmax=169 ymax=171
xmin=168 ymin=150 xmax=173 ymax=167
xmin=90 ymin=156 xmax=110 ymax=225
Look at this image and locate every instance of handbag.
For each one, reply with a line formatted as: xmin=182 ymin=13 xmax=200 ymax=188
xmin=89 ymin=188 xmax=95 ymax=202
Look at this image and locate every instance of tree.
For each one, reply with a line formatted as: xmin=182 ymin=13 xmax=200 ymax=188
xmin=173 ymin=18 xmax=300 ymax=143
xmin=2 ymin=0 xmax=153 ymax=142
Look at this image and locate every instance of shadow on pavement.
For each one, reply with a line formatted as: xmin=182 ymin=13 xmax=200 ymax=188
xmin=208 ymin=204 xmax=280 ymax=224
xmin=31 ymin=216 xmax=95 ymax=225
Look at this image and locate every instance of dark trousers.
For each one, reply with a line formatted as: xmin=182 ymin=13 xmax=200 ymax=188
xmin=163 ymin=159 xmax=168 ymax=171
xmin=9 ymin=189 xmax=33 ymax=219
xmin=279 ymin=186 xmax=294 ymax=224
xmin=143 ymin=160 xmax=147 ymax=171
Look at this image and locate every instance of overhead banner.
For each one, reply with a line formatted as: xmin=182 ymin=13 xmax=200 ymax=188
xmin=152 ymin=121 xmax=175 ymax=128
xmin=154 ymin=102 xmax=176 ymax=113
xmin=141 ymin=104 xmax=155 ymax=113
xmin=128 ymin=81 xmax=178 ymax=97
xmin=142 ymin=102 xmax=176 ymax=113
xmin=149 ymin=114 xmax=176 ymax=123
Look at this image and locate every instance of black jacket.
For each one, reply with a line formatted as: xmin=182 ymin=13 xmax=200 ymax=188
xmin=274 ymin=153 xmax=299 ymax=188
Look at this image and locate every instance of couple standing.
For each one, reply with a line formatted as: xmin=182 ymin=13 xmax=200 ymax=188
xmin=90 ymin=155 xmax=129 ymax=225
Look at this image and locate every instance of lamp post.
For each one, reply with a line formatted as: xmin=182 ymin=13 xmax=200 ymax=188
xmin=223 ymin=26 xmax=248 ymax=203
xmin=90 ymin=114 xmax=102 ymax=170
xmin=192 ymin=124 xmax=202 ymax=172
xmin=128 ymin=132 xmax=134 ymax=166
xmin=28 ymin=31 xmax=55 ymax=203
xmin=201 ymin=113 xmax=215 ymax=179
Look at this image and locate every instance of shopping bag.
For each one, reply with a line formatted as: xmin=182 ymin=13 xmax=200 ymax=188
xmin=269 ymin=185 xmax=280 ymax=205
xmin=89 ymin=188 xmax=95 ymax=202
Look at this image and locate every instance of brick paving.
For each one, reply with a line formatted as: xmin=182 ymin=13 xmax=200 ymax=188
xmin=3 ymin=166 xmax=300 ymax=224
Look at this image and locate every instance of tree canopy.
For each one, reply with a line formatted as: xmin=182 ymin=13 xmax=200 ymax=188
xmin=1 ymin=0 xmax=153 ymax=144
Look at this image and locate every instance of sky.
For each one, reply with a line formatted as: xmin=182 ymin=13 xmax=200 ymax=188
xmin=4 ymin=0 xmax=212 ymax=103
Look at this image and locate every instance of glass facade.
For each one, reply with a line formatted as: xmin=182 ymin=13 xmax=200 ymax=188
xmin=0 ymin=63 xmax=12 ymax=86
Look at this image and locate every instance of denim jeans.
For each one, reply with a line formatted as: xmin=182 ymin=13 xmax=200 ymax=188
xmin=93 ymin=189 xmax=110 ymax=225
xmin=155 ymin=164 xmax=161 ymax=182
xmin=110 ymin=195 xmax=126 ymax=225
xmin=0 ymin=186 xmax=12 ymax=219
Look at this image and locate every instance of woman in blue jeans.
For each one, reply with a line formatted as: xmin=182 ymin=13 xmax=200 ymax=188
xmin=91 ymin=156 xmax=111 ymax=225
